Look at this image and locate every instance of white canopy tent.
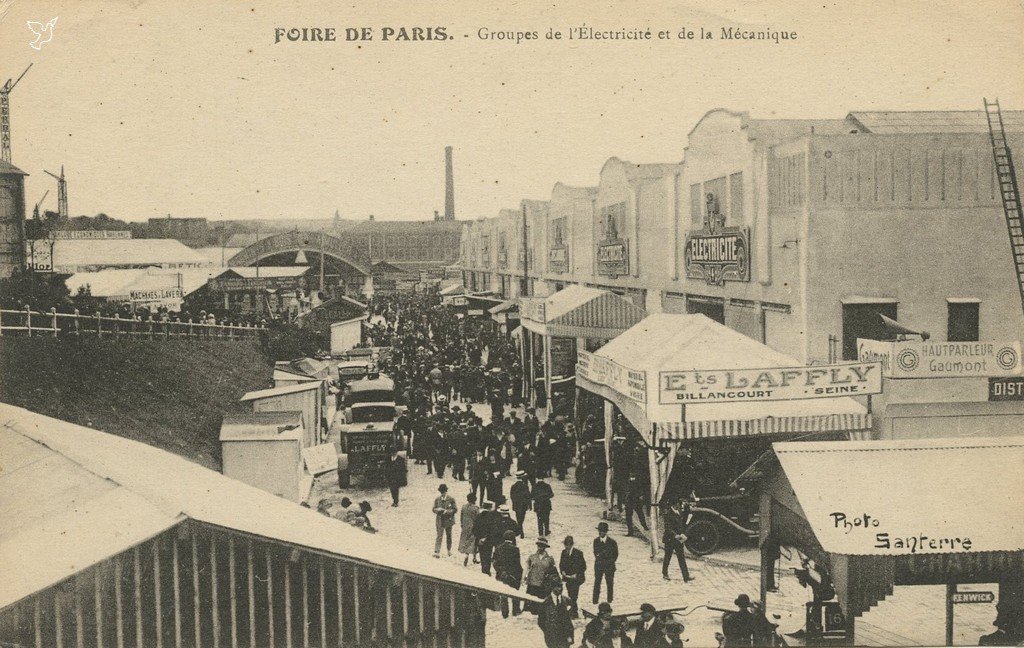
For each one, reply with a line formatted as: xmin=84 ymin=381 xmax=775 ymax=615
xmin=576 ymin=314 xmax=872 ymax=556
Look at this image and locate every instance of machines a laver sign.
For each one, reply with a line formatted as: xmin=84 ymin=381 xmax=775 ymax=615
xmin=577 ymin=350 xmax=647 ymax=403
xmin=658 ymin=363 xmax=881 ymax=404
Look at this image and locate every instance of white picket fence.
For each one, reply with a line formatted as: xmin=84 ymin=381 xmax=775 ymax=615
xmin=0 ymin=307 xmax=265 ymax=340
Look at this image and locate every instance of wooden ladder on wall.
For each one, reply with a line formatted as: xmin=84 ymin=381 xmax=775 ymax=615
xmin=984 ymin=98 xmax=1024 ymax=315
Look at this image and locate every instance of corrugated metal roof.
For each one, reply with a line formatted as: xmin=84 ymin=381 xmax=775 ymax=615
xmin=219 ymin=412 xmax=304 ymax=441
xmin=0 ymin=405 xmax=537 ymax=608
xmin=273 ymin=369 xmax=319 ymax=383
xmin=846 ymin=110 xmax=1024 ymax=134
xmin=240 ymin=381 xmax=323 ymax=401
xmin=773 ymin=436 xmax=1024 ymax=556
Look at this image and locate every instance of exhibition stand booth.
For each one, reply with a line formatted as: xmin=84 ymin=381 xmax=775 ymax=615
xmin=576 ymin=313 xmax=876 ymax=557
xmin=755 ymin=436 xmax=1024 ymax=646
xmin=519 ymin=284 xmax=646 ymax=411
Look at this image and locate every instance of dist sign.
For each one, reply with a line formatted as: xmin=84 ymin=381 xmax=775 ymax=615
xmin=658 ymin=362 xmax=882 ymax=404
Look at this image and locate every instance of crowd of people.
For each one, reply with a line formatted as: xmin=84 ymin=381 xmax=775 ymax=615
xmin=330 ymin=292 xmax=784 ymax=648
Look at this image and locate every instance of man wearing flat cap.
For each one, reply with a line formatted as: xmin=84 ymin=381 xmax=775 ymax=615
xmin=582 ymin=602 xmax=624 ymax=648
xmin=633 ymin=602 xmax=664 ymax=648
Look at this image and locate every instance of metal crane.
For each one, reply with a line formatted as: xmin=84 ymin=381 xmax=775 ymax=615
xmin=43 ymin=166 xmax=68 ymax=219
xmin=1 ymin=64 xmax=32 ymax=163
xmin=32 ymin=189 xmax=49 ymax=220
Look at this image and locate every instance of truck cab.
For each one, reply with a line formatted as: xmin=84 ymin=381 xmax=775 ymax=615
xmin=333 ymin=373 xmax=404 ymax=487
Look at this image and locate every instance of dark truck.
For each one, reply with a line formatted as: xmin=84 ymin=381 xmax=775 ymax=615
xmin=334 ymin=374 xmax=404 ymax=487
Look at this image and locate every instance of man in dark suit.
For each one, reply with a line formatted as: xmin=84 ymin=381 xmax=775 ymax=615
xmin=538 ymin=581 xmax=575 ymax=648
xmin=532 ymin=476 xmax=555 ymax=537
xmin=510 ymin=471 xmax=532 ymax=538
xmin=385 ymin=448 xmax=407 ymax=507
xmin=633 ymin=602 xmax=664 ymax=648
xmin=493 ymin=530 xmax=523 ymax=618
xmin=476 ymin=502 xmax=497 ymax=575
xmin=558 ymin=535 xmax=586 ymax=617
xmin=662 ymin=501 xmax=693 ymax=582
xmin=592 ymin=522 xmax=618 ymax=604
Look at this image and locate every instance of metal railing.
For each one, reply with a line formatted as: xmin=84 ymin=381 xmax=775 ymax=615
xmin=0 ymin=307 xmax=265 ymax=341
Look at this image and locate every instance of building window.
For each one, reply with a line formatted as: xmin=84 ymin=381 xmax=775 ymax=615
xmin=729 ymin=172 xmax=744 ymax=223
xmin=841 ymin=302 xmax=898 ymax=360
xmin=947 ymin=300 xmax=980 ymax=341
xmin=704 ymin=177 xmax=727 ymax=222
xmin=687 ymin=295 xmax=725 ymax=325
xmin=690 ymin=183 xmax=703 ymax=226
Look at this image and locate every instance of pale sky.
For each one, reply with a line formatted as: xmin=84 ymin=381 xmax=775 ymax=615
xmin=1 ymin=0 xmax=1022 ymax=222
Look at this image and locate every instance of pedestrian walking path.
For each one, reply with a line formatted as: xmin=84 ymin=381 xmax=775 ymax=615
xmin=310 ymin=400 xmax=998 ymax=647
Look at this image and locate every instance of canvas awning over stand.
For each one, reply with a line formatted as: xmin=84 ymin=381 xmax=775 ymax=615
xmin=760 ymin=437 xmax=1024 ymax=626
xmin=575 ymin=314 xmax=872 ymax=557
xmin=519 ymin=284 xmax=645 ymax=339
xmin=519 ymin=285 xmax=646 ymax=409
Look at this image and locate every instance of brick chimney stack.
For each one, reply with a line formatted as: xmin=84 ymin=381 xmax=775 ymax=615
xmin=444 ymin=146 xmax=455 ymax=220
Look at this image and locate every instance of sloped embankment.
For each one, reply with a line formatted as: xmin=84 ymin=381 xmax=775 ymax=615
xmin=0 ymin=338 xmax=274 ymax=469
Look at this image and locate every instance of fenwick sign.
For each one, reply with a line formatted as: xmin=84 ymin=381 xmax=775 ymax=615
xmin=658 ymin=363 xmax=882 ymax=404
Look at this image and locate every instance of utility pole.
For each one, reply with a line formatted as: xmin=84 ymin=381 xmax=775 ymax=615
xmin=318 ymin=230 xmax=325 ymax=294
xmin=0 ymin=64 xmax=31 ymax=164
xmin=43 ymin=167 xmax=68 ymax=219
xmin=521 ymin=202 xmax=529 ymax=296
xmin=255 ymin=221 xmax=260 ymax=278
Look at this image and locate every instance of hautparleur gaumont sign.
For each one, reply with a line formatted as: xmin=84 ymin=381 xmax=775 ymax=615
xmin=857 ymin=339 xmax=1022 ymax=378
xmin=657 ymin=363 xmax=882 ymax=404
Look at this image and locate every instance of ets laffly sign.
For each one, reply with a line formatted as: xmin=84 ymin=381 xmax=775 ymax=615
xmin=658 ymin=363 xmax=881 ymax=404
xmin=857 ymin=339 xmax=1022 ymax=379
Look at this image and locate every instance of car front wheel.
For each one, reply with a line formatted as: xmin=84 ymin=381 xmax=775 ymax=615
xmin=684 ymin=518 xmax=721 ymax=556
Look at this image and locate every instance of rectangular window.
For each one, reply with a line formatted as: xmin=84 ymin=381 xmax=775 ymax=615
xmin=690 ymin=183 xmax=703 ymax=226
xmin=687 ymin=295 xmax=725 ymax=325
xmin=704 ymin=176 xmax=727 ymax=221
xmin=841 ymin=302 xmax=898 ymax=360
xmin=947 ymin=301 xmax=980 ymax=341
xmin=729 ymin=172 xmax=744 ymax=223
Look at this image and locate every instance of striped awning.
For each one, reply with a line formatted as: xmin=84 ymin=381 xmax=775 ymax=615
xmin=653 ymin=411 xmax=872 ymax=440
xmin=521 ymin=285 xmax=645 ymax=339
